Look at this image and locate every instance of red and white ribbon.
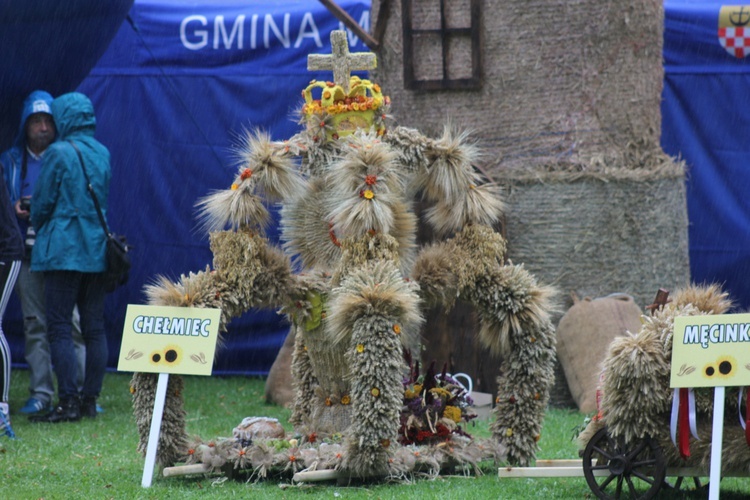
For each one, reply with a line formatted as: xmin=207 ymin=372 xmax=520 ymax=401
xmin=739 ymin=387 xmax=750 ymax=447
xmin=671 ymin=387 xmax=699 ymax=459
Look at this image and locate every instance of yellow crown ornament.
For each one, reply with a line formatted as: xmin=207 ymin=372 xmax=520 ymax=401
xmin=303 ymin=31 xmax=389 ymax=142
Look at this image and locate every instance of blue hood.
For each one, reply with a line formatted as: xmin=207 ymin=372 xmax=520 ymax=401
xmin=13 ymin=90 xmax=54 ymax=149
xmin=51 ymin=92 xmax=96 ymax=140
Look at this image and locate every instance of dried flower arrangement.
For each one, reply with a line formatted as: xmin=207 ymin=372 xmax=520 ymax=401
xmin=399 ymin=352 xmax=476 ymax=446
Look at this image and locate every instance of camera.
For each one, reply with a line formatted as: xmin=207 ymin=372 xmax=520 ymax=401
xmin=19 ymin=198 xmax=31 ymax=211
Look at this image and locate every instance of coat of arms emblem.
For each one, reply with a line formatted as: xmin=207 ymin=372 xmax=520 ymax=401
xmin=719 ymin=6 xmax=750 ymax=58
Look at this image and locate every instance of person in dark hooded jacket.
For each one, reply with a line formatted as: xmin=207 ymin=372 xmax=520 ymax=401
xmin=29 ymin=92 xmax=111 ymax=423
xmin=0 ymin=90 xmax=87 ymax=415
xmin=0 ymin=168 xmax=23 ymax=437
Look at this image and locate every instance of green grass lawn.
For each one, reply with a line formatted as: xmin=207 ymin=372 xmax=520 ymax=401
xmin=1 ymin=369 xmax=749 ymax=499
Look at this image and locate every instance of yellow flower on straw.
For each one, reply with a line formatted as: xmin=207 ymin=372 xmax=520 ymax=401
xmin=356 ymin=344 xmax=364 ymax=353
xmin=429 ymin=387 xmax=451 ymax=399
xmin=443 ymin=405 xmax=462 ymax=423
xmin=363 ymin=189 xmax=374 ymax=200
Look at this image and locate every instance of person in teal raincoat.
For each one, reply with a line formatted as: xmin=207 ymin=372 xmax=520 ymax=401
xmin=30 ymin=92 xmax=111 ymax=423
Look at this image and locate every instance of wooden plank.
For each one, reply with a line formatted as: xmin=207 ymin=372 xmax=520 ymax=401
xmin=498 ymin=466 xmax=603 ymax=478
xmin=293 ymin=469 xmax=343 ymax=483
xmin=536 ymin=459 xmax=582 ymax=468
xmin=500 ymin=462 xmax=714 ymax=479
xmin=318 ymin=0 xmax=379 ymax=51
xmin=162 ymin=463 xmax=210 ymax=477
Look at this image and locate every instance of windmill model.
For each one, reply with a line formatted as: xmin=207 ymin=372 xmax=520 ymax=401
xmin=130 ymin=31 xmax=557 ymax=479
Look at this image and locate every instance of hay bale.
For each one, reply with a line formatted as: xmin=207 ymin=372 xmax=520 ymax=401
xmin=498 ymin=166 xmax=690 ymax=314
xmin=557 ymin=293 xmax=642 ymax=413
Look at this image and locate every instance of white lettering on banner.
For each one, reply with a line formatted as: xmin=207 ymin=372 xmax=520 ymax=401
xmin=214 ymin=15 xmax=245 ymax=49
xmin=265 ymin=13 xmax=290 ymax=48
xmin=250 ymin=14 xmax=258 ymax=49
xmin=296 ymin=12 xmax=322 ymax=48
xmin=683 ymin=323 xmax=750 ymax=349
xmin=133 ymin=315 xmax=211 ymax=337
xmin=181 ymin=15 xmax=208 ymax=50
xmin=179 ymin=10 xmax=370 ymax=51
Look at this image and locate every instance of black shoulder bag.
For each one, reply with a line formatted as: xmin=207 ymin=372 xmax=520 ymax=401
xmin=69 ymin=141 xmax=131 ymax=292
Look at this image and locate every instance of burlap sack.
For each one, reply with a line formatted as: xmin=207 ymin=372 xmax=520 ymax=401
xmin=557 ymin=293 xmax=642 ymax=413
xmin=264 ymin=329 xmax=295 ymax=407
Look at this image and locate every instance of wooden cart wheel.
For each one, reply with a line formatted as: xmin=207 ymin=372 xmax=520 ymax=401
xmin=663 ymin=474 xmax=709 ymax=493
xmin=582 ymin=427 xmax=666 ymax=500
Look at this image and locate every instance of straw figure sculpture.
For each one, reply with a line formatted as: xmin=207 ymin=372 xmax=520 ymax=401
xmin=578 ymin=284 xmax=750 ymax=472
xmin=130 ymin=32 xmax=557 ymax=478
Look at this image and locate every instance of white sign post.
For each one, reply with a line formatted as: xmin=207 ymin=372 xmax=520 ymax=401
xmin=708 ymin=386 xmax=725 ymax=500
xmin=141 ymin=372 xmax=169 ymax=488
xmin=117 ymin=304 xmax=221 ymax=488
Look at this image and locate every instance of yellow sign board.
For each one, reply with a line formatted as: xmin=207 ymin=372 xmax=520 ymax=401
xmin=671 ymin=313 xmax=750 ymax=388
xmin=117 ymin=304 xmax=221 ymax=376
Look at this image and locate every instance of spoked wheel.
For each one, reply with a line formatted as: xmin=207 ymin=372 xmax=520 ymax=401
xmin=582 ymin=427 xmax=666 ymax=500
xmin=663 ymin=474 xmax=709 ymax=493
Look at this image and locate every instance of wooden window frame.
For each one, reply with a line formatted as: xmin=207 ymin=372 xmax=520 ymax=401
xmin=402 ymin=0 xmax=482 ymax=90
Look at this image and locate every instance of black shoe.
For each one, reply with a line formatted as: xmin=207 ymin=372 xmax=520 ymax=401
xmin=80 ymin=397 xmax=97 ymax=419
xmin=29 ymin=399 xmax=81 ymax=423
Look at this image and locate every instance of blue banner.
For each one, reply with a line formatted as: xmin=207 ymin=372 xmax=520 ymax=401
xmin=662 ymin=1 xmax=750 ymax=311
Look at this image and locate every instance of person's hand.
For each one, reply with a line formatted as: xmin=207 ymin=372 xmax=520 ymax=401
xmin=15 ymin=197 xmax=30 ymax=220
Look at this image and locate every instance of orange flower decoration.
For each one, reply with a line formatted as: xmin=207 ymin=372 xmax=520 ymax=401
xmin=381 ymin=439 xmax=391 ymax=448
xmin=231 ymin=183 xmax=238 ymax=190
xmin=393 ymin=324 xmax=401 ymax=335
xmin=325 ymin=397 xmax=332 ymax=406
xmin=341 ymin=395 xmax=351 ymax=405
xmin=240 ymin=168 xmax=253 ymax=180
xmin=364 ymin=174 xmax=377 ymax=186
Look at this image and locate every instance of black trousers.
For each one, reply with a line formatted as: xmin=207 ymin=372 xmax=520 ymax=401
xmin=0 ymin=259 xmax=21 ymax=403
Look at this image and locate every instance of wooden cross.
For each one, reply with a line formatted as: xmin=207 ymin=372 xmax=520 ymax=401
xmin=307 ymin=30 xmax=377 ymax=94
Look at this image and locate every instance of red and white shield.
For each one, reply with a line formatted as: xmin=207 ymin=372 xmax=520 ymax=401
xmin=719 ymin=26 xmax=750 ymax=57
xmin=719 ymin=6 xmax=750 ymax=58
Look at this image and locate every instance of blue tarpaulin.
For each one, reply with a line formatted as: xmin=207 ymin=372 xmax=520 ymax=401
xmin=662 ymin=1 xmax=750 ymax=311
xmin=4 ymin=0 xmax=371 ymax=375
xmin=0 ymin=0 xmax=134 ymax=152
